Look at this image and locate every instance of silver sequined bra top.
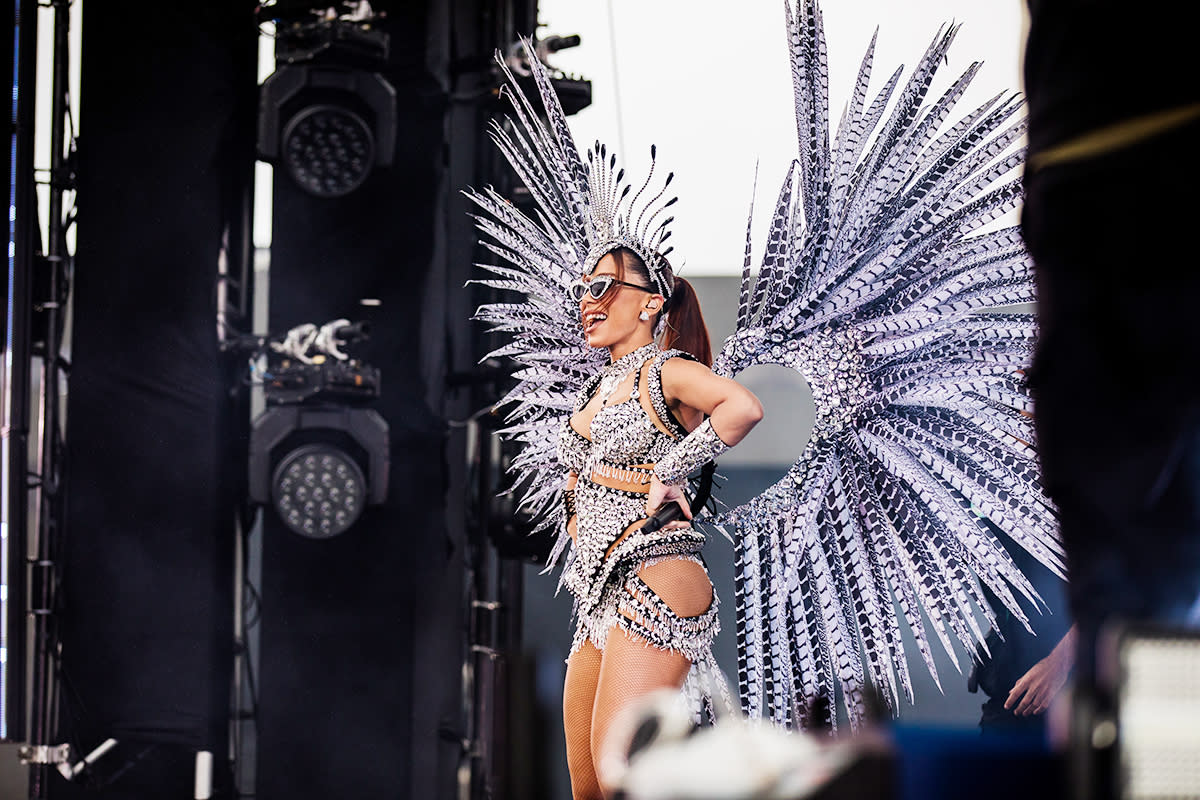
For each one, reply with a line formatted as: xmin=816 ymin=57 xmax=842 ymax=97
xmin=558 ymin=347 xmax=691 ymax=477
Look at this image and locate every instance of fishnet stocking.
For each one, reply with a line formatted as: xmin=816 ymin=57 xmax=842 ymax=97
xmin=564 ymin=640 xmax=604 ymax=800
xmin=589 ymin=558 xmax=714 ymax=796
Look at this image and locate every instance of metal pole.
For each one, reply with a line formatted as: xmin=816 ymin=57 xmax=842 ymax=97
xmin=230 ymin=515 xmax=246 ymax=792
xmin=460 ymin=417 xmax=487 ymax=800
xmin=4 ymin=0 xmax=39 ymax=747
xmin=27 ymin=2 xmax=73 ymax=797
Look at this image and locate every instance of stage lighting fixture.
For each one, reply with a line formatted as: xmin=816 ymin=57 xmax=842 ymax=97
xmin=250 ymin=404 xmax=388 ymax=539
xmin=257 ymin=6 xmax=396 ymax=198
xmin=1112 ymin=625 xmax=1200 ymax=799
xmin=244 ymin=320 xmax=388 ymax=537
xmin=272 ymin=443 xmax=367 ymax=538
xmin=501 ymin=36 xmax=593 ymax=117
xmin=282 ymin=102 xmax=375 ymax=198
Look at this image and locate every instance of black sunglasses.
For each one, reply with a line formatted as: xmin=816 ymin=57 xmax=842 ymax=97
xmin=568 ymin=274 xmax=654 ymax=303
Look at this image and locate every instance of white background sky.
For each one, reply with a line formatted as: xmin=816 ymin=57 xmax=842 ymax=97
xmin=32 ymin=1 xmax=1029 ymax=266
xmin=536 ymin=0 xmax=1028 ymax=275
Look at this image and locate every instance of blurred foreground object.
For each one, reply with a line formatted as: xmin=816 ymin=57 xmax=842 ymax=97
xmin=1022 ymin=4 xmax=1200 ymax=797
xmin=1069 ymin=623 xmax=1200 ymax=800
xmin=599 ymin=689 xmax=893 ymax=800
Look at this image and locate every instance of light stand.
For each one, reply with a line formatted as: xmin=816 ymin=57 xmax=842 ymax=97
xmin=14 ymin=3 xmax=77 ymax=798
xmin=3 ymin=0 xmax=39 ymax=750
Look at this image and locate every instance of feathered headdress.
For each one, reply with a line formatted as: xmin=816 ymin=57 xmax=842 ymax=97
xmin=582 ymin=142 xmax=678 ymax=299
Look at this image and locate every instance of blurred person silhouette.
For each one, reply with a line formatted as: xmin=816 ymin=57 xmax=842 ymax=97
xmin=1022 ymin=0 xmax=1200 ymax=696
xmin=970 ymin=529 xmax=1074 ymax=734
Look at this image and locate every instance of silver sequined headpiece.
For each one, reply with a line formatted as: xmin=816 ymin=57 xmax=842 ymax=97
xmin=582 ymin=143 xmax=677 ymax=300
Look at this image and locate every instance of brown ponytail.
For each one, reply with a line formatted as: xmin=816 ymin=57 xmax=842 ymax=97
xmin=662 ymin=277 xmax=712 ymax=367
xmin=604 ymin=247 xmax=713 ymax=366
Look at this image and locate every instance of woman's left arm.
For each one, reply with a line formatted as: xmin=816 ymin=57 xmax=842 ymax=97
xmin=646 ymin=358 xmax=763 ymax=519
xmin=661 ymin=357 xmax=763 ymax=446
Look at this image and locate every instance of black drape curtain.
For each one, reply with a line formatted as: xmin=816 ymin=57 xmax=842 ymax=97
xmin=53 ymin=3 xmax=255 ymax=797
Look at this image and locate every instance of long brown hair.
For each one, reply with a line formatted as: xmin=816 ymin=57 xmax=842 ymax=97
xmin=608 ymin=247 xmax=712 ymax=366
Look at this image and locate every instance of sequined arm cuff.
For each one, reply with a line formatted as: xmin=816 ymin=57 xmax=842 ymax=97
xmin=653 ymin=418 xmax=728 ymax=486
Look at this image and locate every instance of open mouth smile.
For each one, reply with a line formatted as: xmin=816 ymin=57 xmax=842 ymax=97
xmin=582 ymin=311 xmax=607 ymax=335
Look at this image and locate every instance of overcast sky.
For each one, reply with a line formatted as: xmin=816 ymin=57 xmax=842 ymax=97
xmin=535 ymin=0 xmax=1027 ymax=276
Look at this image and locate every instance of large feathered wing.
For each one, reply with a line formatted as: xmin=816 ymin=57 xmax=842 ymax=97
xmin=711 ymin=0 xmax=1062 ymax=729
xmin=466 ymin=50 xmax=607 ymax=567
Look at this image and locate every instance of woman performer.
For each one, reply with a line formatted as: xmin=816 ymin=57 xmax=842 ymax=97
xmin=556 ymin=245 xmax=762 ymax=799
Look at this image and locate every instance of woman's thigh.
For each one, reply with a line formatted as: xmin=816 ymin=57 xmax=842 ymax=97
xmin=635 ymin=557 xmax=713 ymax=618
